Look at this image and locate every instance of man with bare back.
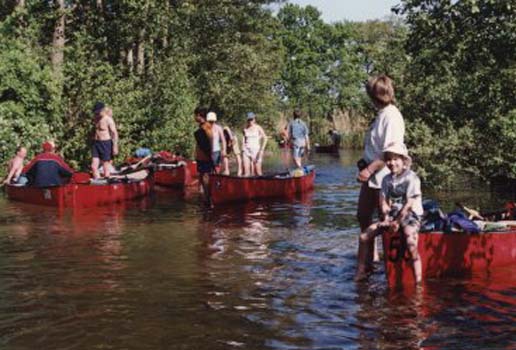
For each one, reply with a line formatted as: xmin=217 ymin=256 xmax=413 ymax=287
xmin=91 ymin=102 xmax=119 ymax=179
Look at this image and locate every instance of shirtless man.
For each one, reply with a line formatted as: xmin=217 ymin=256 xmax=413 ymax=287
xmin=3 ymin=146 xmax=27 ymax=185
xmin=91 ymin=103 xmax=119 ymax=178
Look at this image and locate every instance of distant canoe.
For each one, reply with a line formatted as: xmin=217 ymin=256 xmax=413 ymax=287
xmin=209 ymin=168 xmax=315 ymax=205
xmin=314 ymin=145 xmax=339 ymax=154
xmin=154 ymin=161 xmax=198 ymax=188
xmin=382 ymin=229 xmax=516 ymax=287
xmin=5 ymin=170 xmax=153 ymax=208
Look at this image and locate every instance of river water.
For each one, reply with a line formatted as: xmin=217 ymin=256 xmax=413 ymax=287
xmin=0 ymin=151 xmax=514 ymax=350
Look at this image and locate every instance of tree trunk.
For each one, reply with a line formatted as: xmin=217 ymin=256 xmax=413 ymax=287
xmin=147 ymin=38 xmax=154 ymax=71
xmin=51 ymin=0 xmax=65 ymax=76
xmin=127 ymin=46 xmax=134 ymax=72
xmin=136 ymin=29 xmax=145 ymax=75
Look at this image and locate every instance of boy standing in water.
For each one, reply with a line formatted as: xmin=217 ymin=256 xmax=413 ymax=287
xmin=356 ymin=142 xmax=423 ymax=284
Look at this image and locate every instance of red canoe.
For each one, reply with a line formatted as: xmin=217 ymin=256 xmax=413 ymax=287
xmin=315 ymin=145 xmax=339 ymax=154
xmin=209 ymin=169 xmax=315 ymax=205
xmin=382 ymin=229 xmax=516 ymax=287
xmin=154 ymin=161 xmax=198 ymax=188
xmin=5 ymin=170 xmax=153 ymax=208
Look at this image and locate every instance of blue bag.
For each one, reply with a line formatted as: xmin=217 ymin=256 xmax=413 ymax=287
xmin=447 ymin=210 xmax=480 ymax=233
xmin=421 ymin=200 xmax=447 ymax=232
xmin=135 ymin=147 xmax=152 ymax=158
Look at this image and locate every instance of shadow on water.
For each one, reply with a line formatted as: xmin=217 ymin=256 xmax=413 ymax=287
xmin=0 ymin=150 xmax=514 ymax=350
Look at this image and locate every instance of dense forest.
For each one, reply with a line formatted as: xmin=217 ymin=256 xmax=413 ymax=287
xmin=0 ymin=0 xmax=514 ymax=187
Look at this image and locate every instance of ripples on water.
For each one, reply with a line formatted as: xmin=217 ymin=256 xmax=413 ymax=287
xmin=0 ymin=151 xmax=514 ymax=350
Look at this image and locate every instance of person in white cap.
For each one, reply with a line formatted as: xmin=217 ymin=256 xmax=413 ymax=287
xmin=207 ymin=111 xmax=226 ymax=174
xmin=356 ymin=142 xmax=423 ymax=285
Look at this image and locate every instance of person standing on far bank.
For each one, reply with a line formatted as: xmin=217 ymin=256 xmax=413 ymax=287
xmin=356 ymin=75 xmax=405 ymax=273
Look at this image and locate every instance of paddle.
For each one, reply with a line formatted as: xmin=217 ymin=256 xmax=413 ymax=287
xmin=118 ymin=154 xmax=152 ymax=175
xmin=456 ymin=202 xmax=484 ymax=220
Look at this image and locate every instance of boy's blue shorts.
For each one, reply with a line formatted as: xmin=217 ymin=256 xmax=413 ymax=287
xmin=92 ymin=140 xmax=113 ymax=161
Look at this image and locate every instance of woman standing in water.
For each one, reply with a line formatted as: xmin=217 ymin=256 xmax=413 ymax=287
xmin=356 ymin=75 xmax=405 ymax=278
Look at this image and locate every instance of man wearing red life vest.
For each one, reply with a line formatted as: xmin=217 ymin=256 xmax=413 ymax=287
xmin=23 ymin=141 xmax=74 ymax=187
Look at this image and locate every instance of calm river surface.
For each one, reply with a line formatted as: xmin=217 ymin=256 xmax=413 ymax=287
xmin=0 ymin=151 xmax=514 ymax=350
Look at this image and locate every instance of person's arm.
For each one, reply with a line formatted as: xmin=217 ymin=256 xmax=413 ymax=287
xmin=58 ymin=164 xmax=74 ymax=178
xmin=220 ymin=128 xmax=227 ymax=156
xmin=259 ymin=126 xmax=268 ymax=156
xmin=3 ymin=161 xmax=16 ymax=184
xmin=108 ymin=118 xmax=119 ymax=155
xmin=378 ymin=193 xmax=391 ymax=227
xmin=357 ymin=159 xmax=384 ymax=182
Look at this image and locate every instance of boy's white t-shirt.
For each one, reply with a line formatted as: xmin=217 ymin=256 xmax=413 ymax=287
xmin=363 ymin=104 xmax=405 ymax=189
xmin=381 ymin=169 xmax=424 ymax=216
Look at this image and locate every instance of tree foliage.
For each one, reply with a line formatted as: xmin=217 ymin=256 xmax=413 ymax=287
xmin=395 ymin=0 xmax=516 ymax=186
xmin=0 ymin=0 xmax=513 ymax=187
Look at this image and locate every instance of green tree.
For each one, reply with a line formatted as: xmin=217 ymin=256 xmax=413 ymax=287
xmin=396 ymin=0 xmax=516 ymax=186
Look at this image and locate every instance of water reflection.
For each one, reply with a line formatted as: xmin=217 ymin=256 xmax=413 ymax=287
xmin=0 ymin=151 xmax=514 ymax=350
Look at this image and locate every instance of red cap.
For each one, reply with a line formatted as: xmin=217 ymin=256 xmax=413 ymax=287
xmin=42 ymin=141 xmax=54 ymax=152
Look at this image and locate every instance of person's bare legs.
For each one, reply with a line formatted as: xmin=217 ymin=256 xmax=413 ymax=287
xmin=243 ymin=155 xmax=251 ymax=176
xmin=293 ymin=156 xmax=302 ymax=168
xmin=405 ymin=226 xmax=422 ymax=284
xmin=356 ymin=223 xmax=379 ymax=280
xmin=92 ymin=157 xmax=100 ymax=179
xmin=236 ymin=154 xmax=243 ymax=176
xmin=102 ymin=160 xmax=111 ymax=178
xmin=222 ymin=156 xmax=230 ymax=176
xmin=255 ymin=159 xmax=263 ymax=176
xmin=357 ymin=183 xmax=380 ymax=276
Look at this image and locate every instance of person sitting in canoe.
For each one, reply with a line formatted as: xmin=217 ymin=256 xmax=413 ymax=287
xmin=91 ymin=102 xmax=119 ymax=179
xmin=206 ymin=112 xmax=227 ymax=174
xmin=23 ymin=141 xmax=74 ymax=187
xmin=2 ymin=146 xmax=28 ymax=185
xmin=356 ymin=142 xmax=423 ymax=285
xmin=242 ymin=112 xmax=267 ymax=176
xmin=287 ymin=109 xmax=310 ymax=169
xmin=222 ymin=125 xmax=242 ymax=176
xmin=193 ymin=107 xmax=213 ymax=198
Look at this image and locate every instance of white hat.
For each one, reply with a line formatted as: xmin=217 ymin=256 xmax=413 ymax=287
xmin=383 ymin=142 xmax=411 ymax=162
xmin=207 ymin=112 xmax=217 ymax=122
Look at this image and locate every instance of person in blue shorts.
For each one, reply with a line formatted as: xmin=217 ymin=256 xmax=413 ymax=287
xmin=91 ymin=103 xmax=119 ymax=178
xmin=287 ymin=109 xmax=310 ymax=169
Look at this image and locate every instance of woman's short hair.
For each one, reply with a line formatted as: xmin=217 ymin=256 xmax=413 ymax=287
xmin=366 ymin=75 xmax=395 ymax=106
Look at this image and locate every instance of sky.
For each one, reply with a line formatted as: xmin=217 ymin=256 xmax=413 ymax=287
xmin=285 ymin=0 xmax=401 ymax=23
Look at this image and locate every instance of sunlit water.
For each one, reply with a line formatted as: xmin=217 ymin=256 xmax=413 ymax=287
xmin=0 ymin=151 xmax=514 ymax=350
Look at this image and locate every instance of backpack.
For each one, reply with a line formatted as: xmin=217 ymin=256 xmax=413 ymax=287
xmin=421 ymin=200 xmax=447 ymax=232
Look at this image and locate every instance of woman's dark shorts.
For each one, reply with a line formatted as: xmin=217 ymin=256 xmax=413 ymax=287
xmin=197 ymin=159 xmax=214 ymax=174
xmin=92 ymin=140 xmax=113 ymax=161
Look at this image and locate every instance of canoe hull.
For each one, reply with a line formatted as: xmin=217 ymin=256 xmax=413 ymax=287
xmin=209 ymin=170 xmax=315 ymax=204
xmin=382 ymin=230 xmax=516 ymax=287
xmin=154 ymin=161 xmax=198 ymax=188
xmin=6 ymin=178 xmax=153 ymax=208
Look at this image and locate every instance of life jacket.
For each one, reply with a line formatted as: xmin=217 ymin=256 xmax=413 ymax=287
xmin=421 ymin=200 xmax=447 ymax=232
